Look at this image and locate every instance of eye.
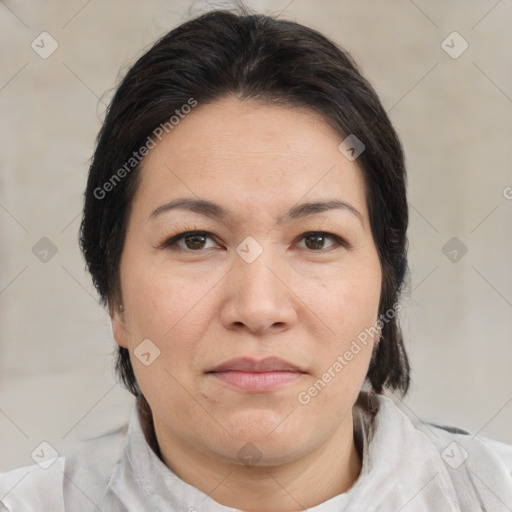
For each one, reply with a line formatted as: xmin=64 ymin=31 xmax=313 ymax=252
xmin=161 ymin=230 xmax=219 ymax=251
xmin=159 ymin=230 xmax=347 ymax=253
xmin=296 ymin=232 xmax=346 ymax=251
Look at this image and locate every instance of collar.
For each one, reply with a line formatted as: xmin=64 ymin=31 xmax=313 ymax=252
xmin=99 ymin=393 xmax=511 ymax=511
xmin=100 ymin=395 xmax=375 ymax=511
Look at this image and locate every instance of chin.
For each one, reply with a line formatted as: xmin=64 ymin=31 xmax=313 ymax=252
xmin=222 ymin=410 xmax=311 ymax=459
xmin=226 ymin=404 xmax=292 ymax=434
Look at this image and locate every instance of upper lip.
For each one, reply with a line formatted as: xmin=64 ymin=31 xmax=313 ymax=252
xmin=208 ymin=357 xmax=304 ymax=373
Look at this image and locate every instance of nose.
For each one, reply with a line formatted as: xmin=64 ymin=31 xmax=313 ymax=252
xmin=220 ymin=247 xmax=298 ymax=335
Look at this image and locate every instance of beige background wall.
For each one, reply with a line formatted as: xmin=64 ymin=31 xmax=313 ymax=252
xmin=1 ymin=0 xmax=511 ymax=471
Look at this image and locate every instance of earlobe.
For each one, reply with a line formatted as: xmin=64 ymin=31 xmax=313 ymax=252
xmin=111 ymin=303 xmax=129 ymax=349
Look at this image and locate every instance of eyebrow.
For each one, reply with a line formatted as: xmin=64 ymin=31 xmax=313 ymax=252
xmin=148 ymin=197 xmax=362 ymax=224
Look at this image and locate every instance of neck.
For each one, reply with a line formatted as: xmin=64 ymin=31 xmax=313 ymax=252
xmin=141 ymin=401 xmax=362 ymax=511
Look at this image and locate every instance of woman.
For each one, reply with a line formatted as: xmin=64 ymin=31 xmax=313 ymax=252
xmin=1 ymin=7 xmax=511 ymax=512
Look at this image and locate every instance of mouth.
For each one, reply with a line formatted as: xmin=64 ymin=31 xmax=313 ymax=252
xmin=206 ymin=357 xmax=306 ymax=393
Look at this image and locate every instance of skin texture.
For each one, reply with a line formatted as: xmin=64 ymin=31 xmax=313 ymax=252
xmin=111 ymin=96 xmax=382 ymax=511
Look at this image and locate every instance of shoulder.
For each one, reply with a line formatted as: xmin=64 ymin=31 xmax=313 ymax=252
xmin=425 ymin=419 xmax=512 ymax=477
xmin=372 ymin=394 xmax=512 ymax=474
xmin=427 ymin=423 xmax=512 ymax=508
xmin=0 ymin=420 xmax=129 ymax=512
xmin=375 ymin=395 xmax=512 ymax=506
xmin=0 ymin=458 xmax=65 ymax=511
xmin=342 ymin=393 xmax=512 ymax=510
xmin=443 ymin=428 xmax=512 ymax=478
xmin=478 ymin=436 xmax=512 ymax=476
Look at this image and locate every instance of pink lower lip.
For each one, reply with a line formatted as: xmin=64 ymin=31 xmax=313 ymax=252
xmin=209 ymin=371 xmax=303 ymax=392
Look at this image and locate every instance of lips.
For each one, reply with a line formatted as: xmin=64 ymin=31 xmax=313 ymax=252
xmin=208 ymin=356 xmax=304 ymax=374
xmin=207 ymin=357 xmax=305 ymax=392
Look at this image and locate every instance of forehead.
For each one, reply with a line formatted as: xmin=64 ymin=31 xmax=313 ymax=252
xmin=133 ymin=96 xmax=368 ymax=222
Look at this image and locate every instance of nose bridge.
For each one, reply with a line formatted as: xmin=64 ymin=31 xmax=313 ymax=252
xmin=221 ymin=237 xmax=296 ymax=333
xmin=235 ymin=239 xmax=282 ymax=302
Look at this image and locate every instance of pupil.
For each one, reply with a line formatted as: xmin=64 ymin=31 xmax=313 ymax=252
xmin=187 ymin=234 xmax=205 ymax=249
xmin=307 ymin=234 xmax=324 ymax=250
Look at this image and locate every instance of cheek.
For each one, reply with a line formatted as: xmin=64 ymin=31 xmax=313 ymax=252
xmin=122 ymin=259 xmax=214 ymax=340
xmin=122 ymin=267 xmax=214 ymax=408
xmin=318 ymin=259 xmax=381 ymax=339
xmin=119 ymin=266 xmax=217 ymax=402
xmin=298 ymin=276 xmax=379 ymax=414
xmin=306 ymin=254 xmax=381 ymax=388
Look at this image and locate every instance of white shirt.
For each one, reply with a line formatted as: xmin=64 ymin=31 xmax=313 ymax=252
xmin=1 ymin=393 xmax=511 ymax=511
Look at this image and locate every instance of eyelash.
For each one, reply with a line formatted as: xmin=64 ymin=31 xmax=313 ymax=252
xmin=158 ymin=228 xmax=348 ymax=253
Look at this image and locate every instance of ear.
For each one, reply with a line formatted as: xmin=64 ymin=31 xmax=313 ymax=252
xmin=110 ymin=302 xmax=129 ymax=349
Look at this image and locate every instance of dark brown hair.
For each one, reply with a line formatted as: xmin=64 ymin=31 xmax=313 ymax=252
xmin=79 ymin=7 xmax=411 ymax=408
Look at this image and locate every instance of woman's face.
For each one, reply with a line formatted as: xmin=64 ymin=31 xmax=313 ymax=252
xmin=112 ymin=96 xmax=382 ymax=468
